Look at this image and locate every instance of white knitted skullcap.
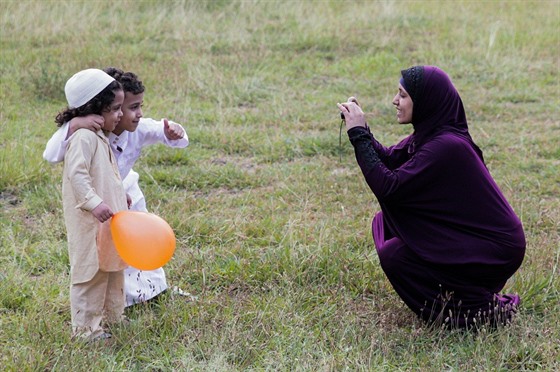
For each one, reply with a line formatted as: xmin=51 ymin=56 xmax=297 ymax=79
xmin=64 ymin=69 xmax=115 ymax=109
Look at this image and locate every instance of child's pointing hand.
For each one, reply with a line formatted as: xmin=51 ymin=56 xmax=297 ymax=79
xmin=163 ymin=118 xmax=185 ymax=140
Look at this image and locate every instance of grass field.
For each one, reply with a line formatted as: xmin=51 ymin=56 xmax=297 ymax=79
xmin=1 ymin=0 xmax=559 ymax=370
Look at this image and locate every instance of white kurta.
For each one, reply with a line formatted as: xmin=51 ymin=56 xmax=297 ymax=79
xmin=45 ymin=118 xmax=189 ymax=306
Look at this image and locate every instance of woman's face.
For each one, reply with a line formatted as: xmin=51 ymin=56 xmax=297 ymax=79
xmin=112 ymin=91 xmax=144 ymax=135
xmin=101 ymin=89 xmax=124 ymax=132
xmin=392 ymin=83 xmax=413 ymax=124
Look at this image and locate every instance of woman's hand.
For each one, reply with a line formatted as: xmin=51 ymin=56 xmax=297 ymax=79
xmin=337 ymin=96 xmax=367 ymax=131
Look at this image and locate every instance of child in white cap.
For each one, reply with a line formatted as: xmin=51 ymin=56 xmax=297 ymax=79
xmin=45 ymin=68 xmax=191 ymax=307
xmin=56 ymin=68 xmax=127 ymax=341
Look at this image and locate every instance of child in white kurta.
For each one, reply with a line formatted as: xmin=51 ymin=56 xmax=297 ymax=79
xmin=57 ymin=69 xmax=128 ymax=341
xmin=45 ymin=111 xmax=188 ymax=306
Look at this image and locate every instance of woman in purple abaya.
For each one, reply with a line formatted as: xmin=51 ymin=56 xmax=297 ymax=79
xmin=337 ymin=66 xmax=525 ymax=329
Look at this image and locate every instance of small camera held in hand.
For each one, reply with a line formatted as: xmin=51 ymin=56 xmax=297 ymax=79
xmin=340 ymin=98 xmax=359 ymax=120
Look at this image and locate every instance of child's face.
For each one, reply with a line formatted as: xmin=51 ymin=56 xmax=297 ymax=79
xmin=113 ymin=91 xmax=144 ymax=135
xmin=101 ymin=90 xmax=124 ymax=132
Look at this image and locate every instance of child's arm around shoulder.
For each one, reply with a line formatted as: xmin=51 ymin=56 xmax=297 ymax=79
xmin=43 ymin=115 xmax=104 ymax=163
xmin=43 ymin=123 xmax=69 ymax=163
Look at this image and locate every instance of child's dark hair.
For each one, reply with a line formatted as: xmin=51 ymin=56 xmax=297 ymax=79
xmin=55 ymin=80 xmax=122 ymax=126
xmin=104 ymin=67 xmax=145 ymax=95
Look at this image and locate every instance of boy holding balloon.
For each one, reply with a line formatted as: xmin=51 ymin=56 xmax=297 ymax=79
xmin=44 ymin=67 xmax=189 ymax=307
xmin=55 ymin=69 xmax=128 ymax=341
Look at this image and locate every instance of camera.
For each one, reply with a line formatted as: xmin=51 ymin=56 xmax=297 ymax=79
xmin=340 ymin=98 xmax=358 ymax=120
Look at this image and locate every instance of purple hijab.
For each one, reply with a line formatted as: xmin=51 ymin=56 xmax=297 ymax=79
xmin=352 ymin=66 xmax=525 ymax=265
xmin=401 ymin=66 xmax=483 ymax=160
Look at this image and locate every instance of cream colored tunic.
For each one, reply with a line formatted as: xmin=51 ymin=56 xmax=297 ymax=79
xmin=62 ymin=128 xmax=127 ymax=284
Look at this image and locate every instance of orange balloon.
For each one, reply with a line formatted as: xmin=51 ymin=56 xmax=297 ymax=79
xmin=110 ymin=211 xmax=176 ymax=270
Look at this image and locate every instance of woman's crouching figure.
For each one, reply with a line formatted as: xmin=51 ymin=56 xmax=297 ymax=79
xmin=338 ymin=66 xmax=525 ymax=330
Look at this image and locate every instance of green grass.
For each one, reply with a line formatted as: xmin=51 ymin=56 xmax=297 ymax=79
xmin=1 ymin=0 xmax=559 ymax=370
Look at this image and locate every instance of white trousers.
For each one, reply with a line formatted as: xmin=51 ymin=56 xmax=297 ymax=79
xmin=124 ymin=266 xmax=168 ymax=307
